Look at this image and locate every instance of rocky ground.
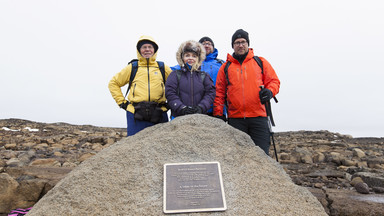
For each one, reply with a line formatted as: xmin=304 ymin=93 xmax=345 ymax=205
xmin=1 ymin=118 xmax=383 ymax=215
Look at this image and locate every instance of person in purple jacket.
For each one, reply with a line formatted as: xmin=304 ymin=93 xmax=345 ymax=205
xmin=165 ymin=40 xmax=216 ymax=118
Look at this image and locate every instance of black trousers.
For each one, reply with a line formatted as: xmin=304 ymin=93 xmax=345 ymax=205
xmin=228 ymin=117 xmax=271 ymax=155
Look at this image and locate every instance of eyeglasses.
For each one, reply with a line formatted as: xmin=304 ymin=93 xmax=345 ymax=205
xmin=202 ymin=42 xmax=213 ymax=46
xmin=233 ymin=41 xmax=247 ymax=47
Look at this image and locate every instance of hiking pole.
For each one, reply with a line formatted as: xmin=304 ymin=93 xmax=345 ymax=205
xmin=266 ymin=108 xmax=279 ymax=162
xmin=260 ymin=86 xmax=279 ymax=162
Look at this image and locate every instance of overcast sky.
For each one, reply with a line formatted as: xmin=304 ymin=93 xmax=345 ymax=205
xmin=1 ymin=0 xmax=383 ymax=138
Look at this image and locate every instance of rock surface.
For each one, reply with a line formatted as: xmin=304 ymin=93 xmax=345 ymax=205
xmin=0 ymin=119 xmax=125 ymax=215
xmin=326 ymin=188 xmax=384 ymax=215
xmin=1 ymin=118 xmax=384 ymax=215
xmin=26 ymin=115 xmax=326 ymax=215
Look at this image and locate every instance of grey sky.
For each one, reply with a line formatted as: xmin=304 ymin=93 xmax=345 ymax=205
xmin=1 ymin=0 xmax=383 ymax=137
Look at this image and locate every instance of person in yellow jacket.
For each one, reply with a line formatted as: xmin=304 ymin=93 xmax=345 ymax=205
xmin=108 ymin=35 xmax=172 ymax=136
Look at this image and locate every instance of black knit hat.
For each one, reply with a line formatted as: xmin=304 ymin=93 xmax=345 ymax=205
xmin=137 ymin=40 xmax=158 ymax=53
xmin=199 ymin=36 xmax=214 ymax=48
xmin=231 ymin=29 xmax=249 ymax=48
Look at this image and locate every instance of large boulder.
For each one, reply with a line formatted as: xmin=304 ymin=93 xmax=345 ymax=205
xmin=0 ymin=173 xmax=46 ymax=213
xmin=0 ymin=173 xmax=19 ymax=213
xmin=27 ymin=115 xmax=326 ymax=215
xmin=0 ymin=166 xmax=73 ymax=214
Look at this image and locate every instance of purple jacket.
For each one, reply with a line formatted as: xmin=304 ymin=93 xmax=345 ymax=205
xmin=165 ymin=66 xmax=216 ymax=117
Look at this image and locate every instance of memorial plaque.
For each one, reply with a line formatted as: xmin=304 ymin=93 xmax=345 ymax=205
xmin=163 ymin=161 xmax=226 ymax=214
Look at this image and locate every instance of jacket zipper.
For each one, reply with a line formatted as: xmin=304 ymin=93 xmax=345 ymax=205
xmin=190 ymin=70 xmax=194 ymax=105
xmin=161 ymin=82 xmax=164 ymax=98
xmin=147 ymin=59 xmax=150 ymax=101
xmin=242 ymin=66 xmax=246 ymax=118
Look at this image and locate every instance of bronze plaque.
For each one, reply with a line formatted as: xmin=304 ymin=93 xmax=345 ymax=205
xmin=163 ymin=162 xmax=226 ymax=213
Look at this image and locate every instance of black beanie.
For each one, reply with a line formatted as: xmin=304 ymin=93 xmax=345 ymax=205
xmin=199 ymin=36 xmax=214 ymax=48
xmin=231 ymin=29 xmax=249 ymax=48
xmin=137 ymin=40 xmax=158 ymax=53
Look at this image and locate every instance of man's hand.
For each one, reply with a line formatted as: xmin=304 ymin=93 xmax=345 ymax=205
xmin=193 ymin=106 xmax=203 ymax=114
xmin=181 ymin=106 xmax=195 ymax=115
xmin=119 ymin=101 xmax=128 ymax=110
xmin=259 ymin=88 xmax=273 ymax=104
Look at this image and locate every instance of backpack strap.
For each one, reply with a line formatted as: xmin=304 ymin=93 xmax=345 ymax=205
xmin=127 ymin=58 xmax=138 ymax=65
xmin=125 ymin=60 xmax=139 ymax=98
xmin=222 ymin=62 xmax=231 ymax=112
xmin=216 ymin=58 xmax=225 ymax=64
xmin=253 ymin=56 xmax=263 ymax=74
xmin=175 ymin=70 xmax=182 ymax=96
xmin=157 ymin=61 xmax=166 ymax=84
xmin=253 ymin=56 xmax=278 ymax=102
xmin=124 ymin=60 xmax=166 ymax=99
xmin=223 ymin=61 xmax=232 ymax=86
xmin=199 ymin=71 xmax=207 ymax=83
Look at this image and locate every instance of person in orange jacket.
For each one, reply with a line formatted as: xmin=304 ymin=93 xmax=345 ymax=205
xmin=213 ymin=29 xmax=280 ymax=155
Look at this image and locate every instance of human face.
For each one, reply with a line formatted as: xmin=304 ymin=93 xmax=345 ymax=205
xmin=233 ymin=38 xmax=248 ymax=55
xmin=140 ymin=44 xmax=155 ymax=58
xmin=183 ymin=52 xmax=198 ymax=66
xmin=202 ymin=41 xmax=213 ymax=55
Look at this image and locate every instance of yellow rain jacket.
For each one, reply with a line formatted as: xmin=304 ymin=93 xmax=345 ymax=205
xmin=108 ymin=36 xmax=172 ymax=113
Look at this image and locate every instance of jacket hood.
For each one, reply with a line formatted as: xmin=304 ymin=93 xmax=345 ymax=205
xmin=176 ymin=40 xmax=206 ymax=71
xmin=205 ymin=48 xmax=219 ymax=61
xmin=136 ymin=35 xmax=158 ymax=62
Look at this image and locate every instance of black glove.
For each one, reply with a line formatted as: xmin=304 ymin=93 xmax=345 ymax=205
xmin=193 ymin=106 xmax=203 ymax=114
xmin=214 ymin=115 xmax=227 ymax=122
xmin=259 ymin=88 xmax=273 ymax=104
xmin=180 ymin=106 xmax=195 ymax=115
xmin=119 ymin=101 xmax=128 ymax=110
xmin=180 ymin=106 xmax=187 ymax=115
xmin=185 ymin=106 xmax=196 ymax=114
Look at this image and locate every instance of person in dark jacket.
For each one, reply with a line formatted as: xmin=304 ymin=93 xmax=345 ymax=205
xmin=171 ymin=37 xmax=226 ymax=117
xmin=165 ymin=40 xmax=216 ymax=118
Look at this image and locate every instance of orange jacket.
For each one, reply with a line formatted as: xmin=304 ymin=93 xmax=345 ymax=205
xmin=213 ymin=48 xmax=280 ymax=118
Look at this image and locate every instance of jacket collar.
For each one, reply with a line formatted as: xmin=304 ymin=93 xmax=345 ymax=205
xmin=227 ymin=48 xmax=255 ymax=64
xmin=205 ymin=48 xmax=219 ymax=61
